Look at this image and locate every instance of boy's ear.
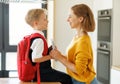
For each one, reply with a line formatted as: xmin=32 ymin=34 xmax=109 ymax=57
xmin=33 ymin=21 xmax=38 ymax=25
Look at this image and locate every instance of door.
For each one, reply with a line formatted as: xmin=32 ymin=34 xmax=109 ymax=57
xmin=97 ymin=49 xmax=110 ymax=84
xmin=97 ymin=9 xmax=112 ymax=42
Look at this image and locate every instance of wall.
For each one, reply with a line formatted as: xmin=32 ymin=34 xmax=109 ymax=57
xmin=112 ymin=0 xmax=120 ymax=66
xmin=52 ymin=0 xmax=113 ymax=73
xmin=53 ymin=0 xmax=95 ymax=72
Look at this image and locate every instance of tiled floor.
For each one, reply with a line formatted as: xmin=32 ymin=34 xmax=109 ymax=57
xmin=0 ymin=78 xmax=61 ymax=84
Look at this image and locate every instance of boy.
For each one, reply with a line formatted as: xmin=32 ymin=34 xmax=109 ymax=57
xmin=25 ymin=8 xmax=72 ymax=84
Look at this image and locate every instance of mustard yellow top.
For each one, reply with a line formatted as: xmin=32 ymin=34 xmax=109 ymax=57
xmin=66 ymin=35 xmax=96 ymax=84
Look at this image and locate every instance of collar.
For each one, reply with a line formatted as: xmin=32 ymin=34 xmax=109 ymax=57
xmin=32 ymin=29 xmax=44 ymax=36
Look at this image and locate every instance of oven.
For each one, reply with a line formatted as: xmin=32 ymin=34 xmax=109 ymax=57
xmin=98 ymin=9 xmax=112 ymax=42
xmin=97 ymin=42 xmax=111 ymax=84
xmin=97 ymin=9 xmax=112 ymax=84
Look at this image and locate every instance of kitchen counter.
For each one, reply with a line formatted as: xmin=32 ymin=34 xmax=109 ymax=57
xmin=111 ymin=65 xmax=120 ymax=84
xmin=112 ymin=65 xmax=120 ymax=71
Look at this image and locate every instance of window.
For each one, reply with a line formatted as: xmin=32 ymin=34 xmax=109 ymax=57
xmin=8 ymin=2 xmax=42 ymax=77
xmin=0 ymin=0 xmax=54 ymax=77
xmin=0 ymin=2 xmax=43 ymax=77
xmin=9 ymin=3 xmax=42 ymax=45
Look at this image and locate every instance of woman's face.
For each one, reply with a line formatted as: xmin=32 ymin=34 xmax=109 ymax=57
xmin=67 ymin=10 xmax=81 ymax=29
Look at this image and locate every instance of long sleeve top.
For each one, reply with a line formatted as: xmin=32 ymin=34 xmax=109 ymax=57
xmin=66 ymin=35 xmax=96 ymax=84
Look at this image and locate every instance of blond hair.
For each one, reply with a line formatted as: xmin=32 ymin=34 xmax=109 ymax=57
xmin=25 ymin=8 xmax=47 ymax=27
xmin=71 ymin=4 xmax=95 ymax=32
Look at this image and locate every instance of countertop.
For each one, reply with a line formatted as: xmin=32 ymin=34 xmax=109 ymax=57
xmin=112 ymin=65 xmax=120 ymax=71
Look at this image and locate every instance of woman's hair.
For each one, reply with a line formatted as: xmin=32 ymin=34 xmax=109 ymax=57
xmin=25 ymin=8 xmax=47 ymax=27
xmin=71 ymin=4 xmax=95 ymax=32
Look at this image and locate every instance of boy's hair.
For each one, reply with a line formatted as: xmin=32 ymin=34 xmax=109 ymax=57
xmin=25 ymin=8 xmax=47 ymax=27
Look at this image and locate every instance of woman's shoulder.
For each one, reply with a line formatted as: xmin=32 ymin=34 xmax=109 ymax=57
xmin=75 ymin=35 xmax=91 ymax=47
xmin=75 ymin=35 xmax=90 ymax=42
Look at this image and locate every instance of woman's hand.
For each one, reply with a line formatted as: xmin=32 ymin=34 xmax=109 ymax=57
xmin=50 ymin=49 xmax=62 ymax=60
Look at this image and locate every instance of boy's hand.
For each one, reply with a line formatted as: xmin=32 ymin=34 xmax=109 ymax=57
xmin=50 ymin=49 xmax=61 ymax=60
xmin=47 ymin=45 xmax=53 ymax=55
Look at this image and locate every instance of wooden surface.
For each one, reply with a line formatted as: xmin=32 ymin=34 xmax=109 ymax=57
xmin=0 ymin=78 xmax=61 ymax=84
xmin=112 ymin=65 xmax=120 ymax=71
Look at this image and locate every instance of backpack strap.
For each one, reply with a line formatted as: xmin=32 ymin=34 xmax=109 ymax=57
xmin=30 ymin=33 xmax=48 ymax=56
xmin=24 ymin=35 xmax=31 ymax=64
xmin=37 ymin=63 xmax=40 ymax=84
xmin=30 ymin=33 xmax=48 ymax=84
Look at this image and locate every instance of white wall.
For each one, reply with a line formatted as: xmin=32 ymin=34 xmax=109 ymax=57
xmin=112 ymin=0 xmax=120 ymax=66
xmin=52 ymin=0 xmax=113 ymax=73
xmin=111 ymin=0 xmax=120 ymax=83
xmin=53 ymin=0 xmax=94 ymax=72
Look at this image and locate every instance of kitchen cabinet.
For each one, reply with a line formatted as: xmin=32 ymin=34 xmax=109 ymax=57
xmin=112 ymin=0 xmax=120 ymax=66
xmin=110 ymin=0 xmax=120 ymax=83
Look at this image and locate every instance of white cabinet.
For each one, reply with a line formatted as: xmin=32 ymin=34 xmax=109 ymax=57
xmin=110 ymin=0 xmax=120 ymax=84
xmin=112 ymin=0 xmax=120 ymax=66
xmin=110 ymin=67 xmax=120 ymax=84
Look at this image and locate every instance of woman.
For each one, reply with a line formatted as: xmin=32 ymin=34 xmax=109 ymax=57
xmin=50 ymin=4 xmax=98 ymax=84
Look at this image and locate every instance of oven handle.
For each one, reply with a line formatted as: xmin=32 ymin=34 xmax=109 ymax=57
xmin=97 ymin=50 xmax=109 ymax=55
xmin=98 ymin=17 xmax=110 ymax=20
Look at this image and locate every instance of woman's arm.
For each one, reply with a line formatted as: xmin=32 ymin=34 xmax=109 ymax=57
xmin=50 ymin=49 xmax=77 ymax=73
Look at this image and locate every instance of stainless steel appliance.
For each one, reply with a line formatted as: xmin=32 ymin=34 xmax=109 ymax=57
xmin=97 ymin=9 xmax=112 ymax=84
xmin=97 ymin=9 xmax=112 ymax=42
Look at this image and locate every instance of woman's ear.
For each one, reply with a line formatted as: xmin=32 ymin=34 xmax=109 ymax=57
xmin=79 ymin=16 xmax=84 ymax=23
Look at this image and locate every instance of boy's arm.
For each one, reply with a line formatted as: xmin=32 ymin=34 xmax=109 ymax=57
xmin=31 ymin=39 xmax=52 ymax=63
xmin=32 ymin=55 xmax=52 ymax=63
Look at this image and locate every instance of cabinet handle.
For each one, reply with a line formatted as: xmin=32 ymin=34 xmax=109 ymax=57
xmin=98 ymin=17 xmax=110 ymax=20
xmin=97 ymin=50 xmax=109 ymax=55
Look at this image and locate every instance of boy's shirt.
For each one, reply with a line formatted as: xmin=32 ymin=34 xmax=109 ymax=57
xmin=30 ymin=29 xmax=44 ymax=60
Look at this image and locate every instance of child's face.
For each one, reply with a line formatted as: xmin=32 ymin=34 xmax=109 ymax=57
xmin=36 ymin=13 xmax=48 ymax=30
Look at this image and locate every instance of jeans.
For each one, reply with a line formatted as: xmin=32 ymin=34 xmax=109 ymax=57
xmin=72 ymin=77 xmax=98 ymax=84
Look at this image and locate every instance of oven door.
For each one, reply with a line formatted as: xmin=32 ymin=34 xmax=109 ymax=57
xmin=98 ymin=16 xmax=111 ymax=42
xmin=97 ymin=49 xmax=110 ymax=84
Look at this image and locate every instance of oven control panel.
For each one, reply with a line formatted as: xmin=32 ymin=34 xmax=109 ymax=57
xmin=97 ymin=41 xmax=111 ymax=51
xmin=98 ymin=9 xmax=112 ymax=17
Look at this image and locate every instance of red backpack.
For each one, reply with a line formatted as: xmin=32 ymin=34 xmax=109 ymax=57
xmin=17 ymin=33 xmax=48 ymax=84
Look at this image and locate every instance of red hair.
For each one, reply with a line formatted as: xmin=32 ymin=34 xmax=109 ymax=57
xmin=71 ymin=4 xmax=95 ymax=32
